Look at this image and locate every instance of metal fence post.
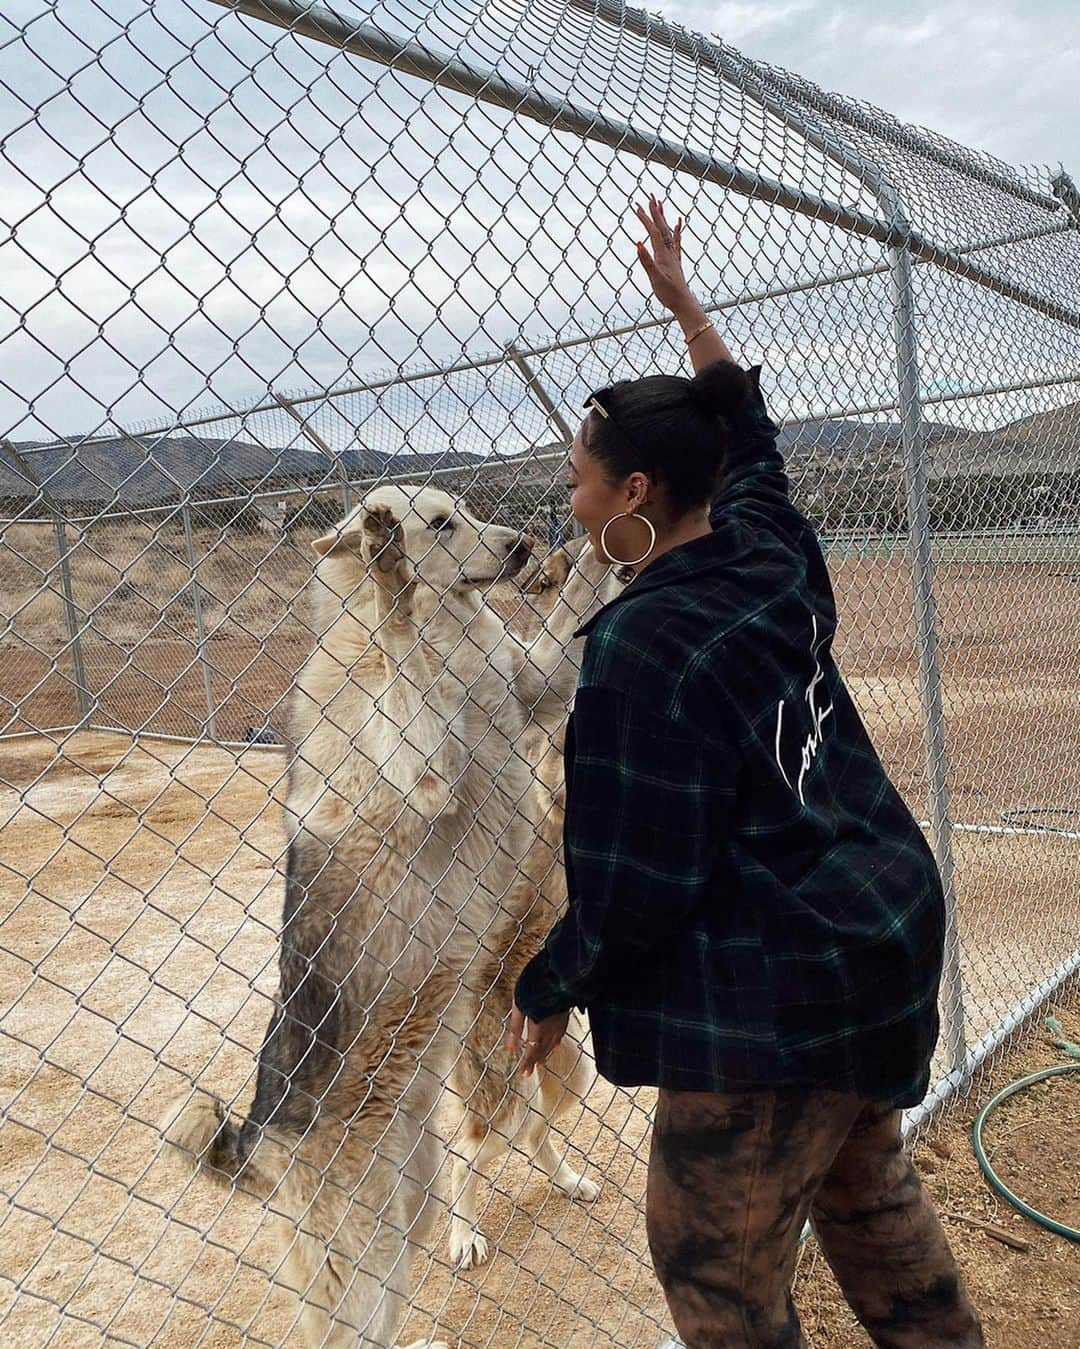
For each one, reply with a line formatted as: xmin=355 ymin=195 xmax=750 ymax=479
xmin=888 ymin=239 xmax=968 ymax=1077
xmin=505 ymin=343 xmax=575 ymax=446
xmin=506 ymin=343 xmax=584 ymax=539
xmin=182 ymin=503 xmax=219 ymax=742
xmin=52 ymin=514 xmax=90 ymax=728
xmin=274 ymin=393 xmax=352 ymax=514
xmin=3 ymin=439 xmax=91 ymax=727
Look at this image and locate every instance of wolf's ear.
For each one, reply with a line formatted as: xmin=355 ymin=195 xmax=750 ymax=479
xmin=311 ymin=531 xmax=339 ymax=558
xmin=313 ymin=504 xmax=402 ymax=562
xmin=311 ymin=526 xmax=364 ymax=558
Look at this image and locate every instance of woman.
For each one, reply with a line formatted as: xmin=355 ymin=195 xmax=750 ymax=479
xmin=507 ymin=195 xmax=983 ymax=1349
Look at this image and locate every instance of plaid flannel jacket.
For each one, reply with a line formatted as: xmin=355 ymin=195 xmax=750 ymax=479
xmin=514 ymin=364 xmax=946 ymax=1108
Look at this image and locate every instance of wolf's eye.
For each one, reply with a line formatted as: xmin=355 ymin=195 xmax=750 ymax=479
xmin=429 ymin=516 xmax=453 ymax=531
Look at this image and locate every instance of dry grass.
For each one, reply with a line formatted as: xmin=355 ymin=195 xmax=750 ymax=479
xmin=0 ymin=520 xmax=546 ymax=736
xmin=4 ymin=525 xmax=1080 ymax=799
xmin=1 ymin=520 xmax=316 ymax=652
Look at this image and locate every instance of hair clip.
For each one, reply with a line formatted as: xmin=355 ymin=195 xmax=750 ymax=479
xmin=587 ymin=396 xmax=610 ymax=419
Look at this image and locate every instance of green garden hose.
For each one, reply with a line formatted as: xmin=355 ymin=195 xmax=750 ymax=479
xmin=971 ymin=1020 xmax=1080 ymax=1243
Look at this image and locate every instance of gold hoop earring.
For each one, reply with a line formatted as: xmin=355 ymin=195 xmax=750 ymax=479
xmin=599 ymin=511 xmax=656 ymax=567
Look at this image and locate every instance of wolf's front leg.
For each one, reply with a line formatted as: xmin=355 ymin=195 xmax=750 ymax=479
xmin=284 ymin=1119 xmax=449 ymax=1348
xmin=361 ymin=504 xmax=467 ymax=821
xmin=511 ymin=541 xmax=622 ymax=733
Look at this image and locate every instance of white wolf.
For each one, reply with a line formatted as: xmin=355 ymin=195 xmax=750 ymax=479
xmin=163 ymin=484 xmax=621 ymax=1346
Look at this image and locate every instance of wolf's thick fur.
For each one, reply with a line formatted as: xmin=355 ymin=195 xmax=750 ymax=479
xmin=162 ymin=962 xmax=458 ymax=1349
xmin=162 ymin=485 xmax=621 ymax=1345
xmin=517 ymin=533 xmax=588 ymax=598
xmin=443 ymin=720 xmax=600 ymax=1270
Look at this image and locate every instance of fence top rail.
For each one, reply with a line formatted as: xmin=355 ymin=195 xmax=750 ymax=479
xmin=204 ymin=1 xmax=1080 ymax=320
xmin=566 ymin=0 xmax=1063 ymax=216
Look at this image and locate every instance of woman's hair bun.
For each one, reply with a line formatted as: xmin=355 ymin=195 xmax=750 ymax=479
xmin=686 ymin=359 xmax=751 ymax=418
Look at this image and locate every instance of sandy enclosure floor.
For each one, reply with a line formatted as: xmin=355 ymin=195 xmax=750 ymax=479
xmin=1 ymin=731 xmax=1078 ymax=1346
xmin=0 ymin=733 xmax=667 ymax=1348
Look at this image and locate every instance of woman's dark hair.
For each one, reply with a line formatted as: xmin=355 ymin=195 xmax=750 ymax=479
xmin=581 ymin=359 xmax=751 ymax=516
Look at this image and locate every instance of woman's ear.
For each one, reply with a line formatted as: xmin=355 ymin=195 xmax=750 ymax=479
xmin=627 ymin=469 xmax=653 ymax=509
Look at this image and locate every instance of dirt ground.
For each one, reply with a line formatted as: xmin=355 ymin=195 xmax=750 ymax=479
xmin=793 ymin=994 xmax=1080 ymax=1349
xmin=1 ymin=731 xmax=1078 ymax=1347
xmin=4 ymin=520 xmax=1080 ymax=831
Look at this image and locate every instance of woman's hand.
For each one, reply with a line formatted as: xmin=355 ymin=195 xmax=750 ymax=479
xmin=506 ymin=1003 xmax=571 ymax=1076
xmin=634 ymin=193 xmax=735 ymax=370
xmin=633 ymin=193 xmax=697 ymax=316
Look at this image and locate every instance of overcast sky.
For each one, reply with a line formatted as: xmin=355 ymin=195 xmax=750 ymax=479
xmin=2 ymin=0 xmax=1077 ymax=445
xmin=668 ymin=0 xmax=1077 ymax=169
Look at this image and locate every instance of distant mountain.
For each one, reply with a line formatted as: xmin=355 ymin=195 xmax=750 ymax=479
xmin=3 ymin=400 xmax=1076 ymax=510
xmin=922 ymin=401 xmax=1080 ymax=479
xmin=778 ymin=418 xmax=905 ymax=454
xmin=777 ymin=417 xmax=969 ymax=479
xmin=985 ymin=400 xmax=1080 ymax=446
xmin=777 ymin=403 xmax=1080 ymax=480
xmin=0 ymin=436 xmax=488 ymax=509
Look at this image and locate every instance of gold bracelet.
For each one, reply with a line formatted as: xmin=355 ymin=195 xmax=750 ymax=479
xmin=684 ymin=319 xmax=714 ymax=346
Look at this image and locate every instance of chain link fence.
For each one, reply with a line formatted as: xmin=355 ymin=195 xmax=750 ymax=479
xmin=2 ymin=0 xmax=1079 ymax=1343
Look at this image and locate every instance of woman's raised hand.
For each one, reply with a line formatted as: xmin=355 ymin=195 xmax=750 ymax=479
xmin=633 ymin=193 xmax=696 ymax=316
xmin=633 ymin=193 xmax=733 ymax=369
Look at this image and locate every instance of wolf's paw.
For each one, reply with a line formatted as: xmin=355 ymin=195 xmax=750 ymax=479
xmin=362 ymin=503 xmax=403 ymax=568
xmin=362 ymin=504 xmax=414 ymax=608
xmin=559 ymin=1170 xmax=600 ymax=1204
xmin=448 ymin=1219 xmax=490 ymax=1270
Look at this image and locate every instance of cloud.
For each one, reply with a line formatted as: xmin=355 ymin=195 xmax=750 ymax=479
xmin=666 ymin=0 xmax=1078 ymax=168
xmin=1 ymin=0 xmax=1074 ymax=445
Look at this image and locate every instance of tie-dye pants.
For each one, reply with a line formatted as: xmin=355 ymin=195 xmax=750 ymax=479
xmin=646 ymin=1088 xmax=984 ymax=1348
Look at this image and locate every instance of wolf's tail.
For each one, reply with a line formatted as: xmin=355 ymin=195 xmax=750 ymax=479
xmin=160 ymin=1091 xmax=288 ymax=1202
